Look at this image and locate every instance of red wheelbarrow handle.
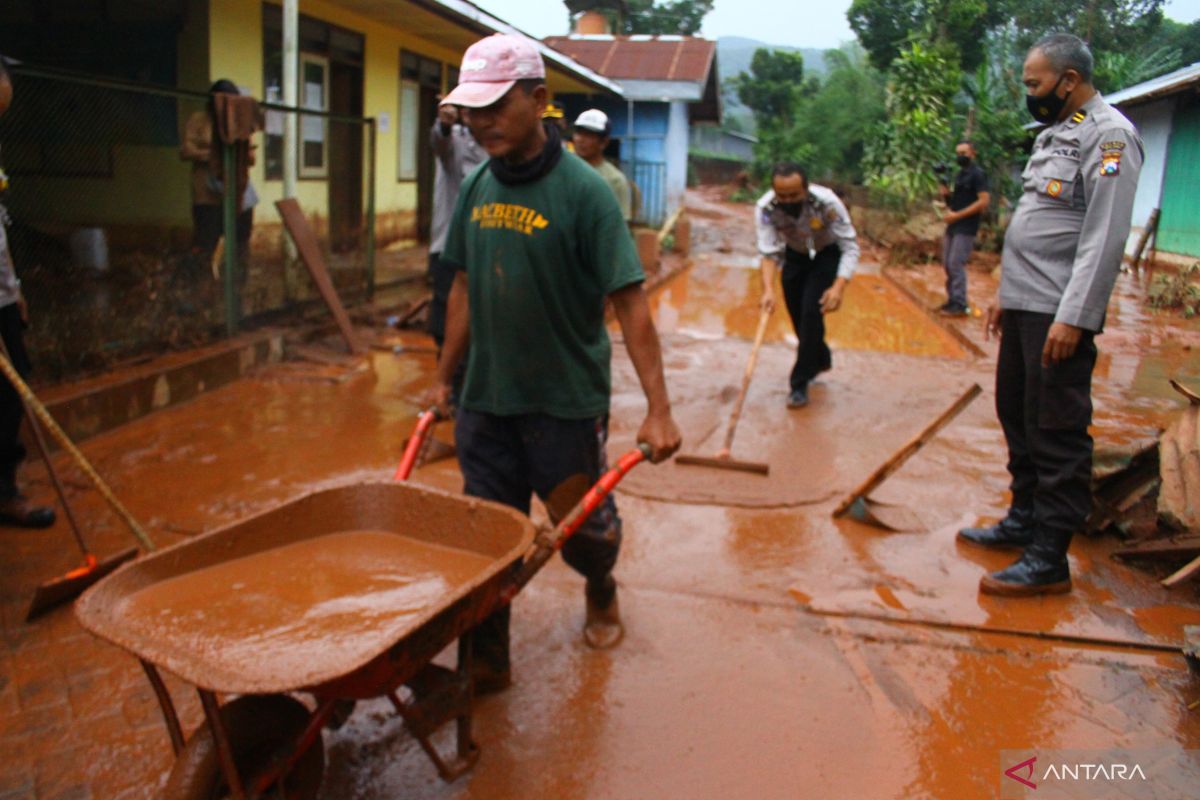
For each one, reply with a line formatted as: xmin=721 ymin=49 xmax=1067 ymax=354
xmin=502 ymin=442 xmax=650 ymax=604
xmin=393 ymin=408 xmax=440 ymax=481
xmin=394 ymin=414 xmax=651 ymax=605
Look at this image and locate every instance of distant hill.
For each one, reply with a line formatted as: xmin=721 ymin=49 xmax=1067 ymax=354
xmin=717 ymin=37 xmax=828 ymax=133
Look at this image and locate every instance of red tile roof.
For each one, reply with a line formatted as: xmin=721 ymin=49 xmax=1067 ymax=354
xmin=543 ymin=36 xmax=716 ymax=84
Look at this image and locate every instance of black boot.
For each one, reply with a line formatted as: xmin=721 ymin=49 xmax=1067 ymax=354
xmin=957 ymin=507 xmax=1034 ymax=549
xmin=979 ymin=529 xmax=1073 ymax=597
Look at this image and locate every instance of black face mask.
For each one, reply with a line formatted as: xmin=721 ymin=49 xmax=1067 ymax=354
xmin=488 ymin=121 xmax=564 ymax=186
xmin=1026 ymin=74 xmax=1071 ymax=125
xmin=776 ymin=201 xmax=805 ymax=217
xmin=955 ymin=154 xmax=972 ymax=168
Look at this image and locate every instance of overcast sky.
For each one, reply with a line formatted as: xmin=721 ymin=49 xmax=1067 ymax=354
xmin=476 ymin=0 xmax=1200 ymax=49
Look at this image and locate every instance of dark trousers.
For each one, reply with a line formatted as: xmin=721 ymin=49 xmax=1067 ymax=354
xmin=456 ymin=409 xmax=621 ymax=671
xmin=427 ymin=251 xmax=466 ymax=402
xmin=781 ymin=244 xmax=840 ymax=391
xmin=941 ymin=231 xmax=974 ymax=307
xmin=0 ymin=302 xmax=31 ymax=496
xmin=996 ymin=310 xmax=1096 ymax=544
xmin=191 ymin=205 xmax=253 ymax=263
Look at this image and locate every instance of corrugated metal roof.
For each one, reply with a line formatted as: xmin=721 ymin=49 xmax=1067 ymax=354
xmin=543 ymin=34 xmax=717 ymax=86
xmin=408 ymin=0 xmax=625 ymax=96
xmin=1107 ymin=61 xmax=1200 ymax=107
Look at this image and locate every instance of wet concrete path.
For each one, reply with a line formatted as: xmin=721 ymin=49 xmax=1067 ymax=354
xmin=2 ymin=187 xmax=1199 ymax=799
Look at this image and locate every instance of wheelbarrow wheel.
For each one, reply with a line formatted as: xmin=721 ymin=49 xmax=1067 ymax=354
xmin=163 ymin=694 xmax=324 ymax=800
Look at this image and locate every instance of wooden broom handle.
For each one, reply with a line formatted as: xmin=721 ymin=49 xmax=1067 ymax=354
xmin=0 ymin=353 xmax=155 ymax=551
xmin=721 ymin=308 xmax=772 ymax=454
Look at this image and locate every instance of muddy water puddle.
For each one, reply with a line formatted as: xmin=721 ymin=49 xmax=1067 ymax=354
xmin=115 ymin=530 xmax=491 ymax=687
xmin=648 ymin=260 xmax=971 ymax=360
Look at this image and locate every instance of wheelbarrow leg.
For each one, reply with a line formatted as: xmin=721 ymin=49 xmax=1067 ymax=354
xmin=388 ymin=635 xmax=479 ymax=782
xmin=140 ymin=660 xmax=185 ymax=756
xmin=455 ymin=632 xmax=476 ymax=765
xmin=199 ymin=689 xmax=248 ymax=800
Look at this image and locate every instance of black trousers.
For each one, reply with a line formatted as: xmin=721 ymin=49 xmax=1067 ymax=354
xmin=426 ymin=251 xmax=466 ymax=402
xmin=781 ymin=245 xmax=840 ymax=391
xmin=191 ymin=205 xmax=253 ymax=261
xmin=455 ymin=409 xmax=621 ymax=672
xmin=0 ymin=302 xmax=31 ymax=496
xmin=996 ymin=310 xmax=1096 ymax=541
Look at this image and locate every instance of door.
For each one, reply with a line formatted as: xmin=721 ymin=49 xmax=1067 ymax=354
xmin=416 ymin=85 xmax=438 ymax=242
xmin=1158 ymin=101 xmax=1200 ymax=257
xmin=328 ymin=61 xmax=364 ymax=253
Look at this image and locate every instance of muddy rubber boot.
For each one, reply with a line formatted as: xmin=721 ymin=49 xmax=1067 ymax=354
xmin=0 ymin=494 xmax=56 ymax=529
xmin=584 ymin=576 xmax=624 ymax=650
xmin=979 ymin=530 xmax=1072 ymax=597
xmin=957 ymin=508 xmax=1035 ymax=550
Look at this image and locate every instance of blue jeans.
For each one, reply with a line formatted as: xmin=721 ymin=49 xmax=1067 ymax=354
xmin=456 ymin=409 xmax=621 ymax=671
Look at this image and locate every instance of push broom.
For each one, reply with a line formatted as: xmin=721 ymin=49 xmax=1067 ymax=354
xmin=675 ymin=307 xmax=772 ymax=476
xmin=0 ymin=345 xmax=153 ymax=620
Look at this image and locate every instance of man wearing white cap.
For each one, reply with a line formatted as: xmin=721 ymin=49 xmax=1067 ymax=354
xmin=430 ymin=34 xmax=681 ymax=692
xmin=573 ymin=109 xmax=632 ymax=222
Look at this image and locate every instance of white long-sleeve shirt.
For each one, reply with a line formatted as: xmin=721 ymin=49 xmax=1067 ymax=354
xmin=755 ymin=184 xmax=860 ymax=279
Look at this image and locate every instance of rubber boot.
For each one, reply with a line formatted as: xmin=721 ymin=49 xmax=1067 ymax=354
xmin=584 ymin=575 xmax=624 ymax=650
xmin=957 ymin=507 xmax=1034 ymax=550
xmin=0 ymin=492 xmax=55 ymax=529
xmin=979 ymin=529 xmax=1073 ymax=597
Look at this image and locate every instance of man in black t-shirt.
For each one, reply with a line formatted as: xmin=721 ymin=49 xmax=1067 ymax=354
xmin=937 ymin=140 xmax=990 ymax=316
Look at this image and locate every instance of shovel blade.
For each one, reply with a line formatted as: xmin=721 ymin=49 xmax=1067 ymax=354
xmin=26 ymin=547 xmax=138 ymax=621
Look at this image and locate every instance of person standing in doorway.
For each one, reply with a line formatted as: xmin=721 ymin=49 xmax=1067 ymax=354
xmin=938 ymin=140 xmax=990 ymax=316
xmin=756 ymin=162 xmax=859 ymax=408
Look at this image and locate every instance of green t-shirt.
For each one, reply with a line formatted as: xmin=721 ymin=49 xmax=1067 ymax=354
xmin=442 ymin=151 xmax=645 ymax=418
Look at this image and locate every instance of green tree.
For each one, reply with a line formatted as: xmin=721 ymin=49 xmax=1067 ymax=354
xmin=785 ymin=45 xmax=888 ymax=182
xmin=621 ymin=0 xmax=714 ymax=35
xmin=1094 ymin=44 xmax=1182 ymax=92
xmin=864 ymin=41 xmax=962 ymax=202
xmin=848 ymin=0 xmax=1000 ymax=71
xmin=1159 ymin=18 xmax=1200 ymax=67
xmin=959 ymin=33 xmax=1030 ymax=206
xmin=734 ymin=49 xmax=810 ymax=126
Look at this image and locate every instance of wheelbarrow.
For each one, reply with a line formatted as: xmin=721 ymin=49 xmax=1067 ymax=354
xmin=75 ymin=410 xmax=650 ymax=799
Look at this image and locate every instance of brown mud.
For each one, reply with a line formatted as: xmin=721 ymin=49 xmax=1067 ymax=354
xmin=2 ymin=185 xmax=1199 ymax=799
xmin=113 ymin=531 xmax=491 ymax=690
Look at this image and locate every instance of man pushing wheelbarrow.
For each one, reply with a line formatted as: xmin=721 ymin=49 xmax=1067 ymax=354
xmin=428 ymin=33 xmax=682 ymax=692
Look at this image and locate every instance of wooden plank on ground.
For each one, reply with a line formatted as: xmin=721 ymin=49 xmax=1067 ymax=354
xmin=1113 ymin=535 xmax=1200 ymax=560
xmin=275 ymin=198 xmax=363 ymax=354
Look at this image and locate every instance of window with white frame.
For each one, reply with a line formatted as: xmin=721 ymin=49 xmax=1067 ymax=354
xmin=300 ymin=54 xmax=329 ymax=178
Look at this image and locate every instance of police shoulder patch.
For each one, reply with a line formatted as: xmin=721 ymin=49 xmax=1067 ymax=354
xmin=1099 ymin=140 xmax=1126 ymax=152
xmin=1070 ymin=110 xmax=1087 ymax=123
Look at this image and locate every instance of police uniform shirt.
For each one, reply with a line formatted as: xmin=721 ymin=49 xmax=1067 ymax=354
xmin=1000 ymin=93 xmax=1143 ymax=331
xmin=755 ymin=184 xmax=860 ymax=280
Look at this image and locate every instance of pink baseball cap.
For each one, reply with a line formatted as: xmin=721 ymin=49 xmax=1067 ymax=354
xmin=442 ymin=34 xmax=546 ymax=109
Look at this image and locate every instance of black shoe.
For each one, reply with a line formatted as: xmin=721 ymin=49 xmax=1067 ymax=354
xmin=787 ymin=387 xmax=809 ymax=408
xmin=0 ymin=494 xmax=56 ymax=529
xmin=957 ymin=510 xmax=1034 ymax=550
xmin=979 ymin=530 xmax=1073 ymax=597
xmin=938 ymin=303 xmax=970 ymax=317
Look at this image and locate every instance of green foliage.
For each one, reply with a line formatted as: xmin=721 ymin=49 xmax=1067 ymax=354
xmin=621 ymin=0 xmax=714 ymax=35
xmin=734 ymin=49 xmax=810 ymax=125
xmin=999 ymin=0 xmax=1166 ymax=53
xmin=960 ymin=32 xmax=1030 ymax=206
xmin=864 ymin=41 xmax=961 ymax=203
xmin=848 ymin=0 xmax=1001 ymax=71
xmin=1094 ymin=45 xmax=1182 ymax=93
xmin=1159 ymin=18 xmax=1200 ymax=67
xmin=1148 ymin=262 xmax=1200 ymax=318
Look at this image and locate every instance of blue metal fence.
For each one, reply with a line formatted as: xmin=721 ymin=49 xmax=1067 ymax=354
xmin=621 ymin=160 xmax=667 ymax=228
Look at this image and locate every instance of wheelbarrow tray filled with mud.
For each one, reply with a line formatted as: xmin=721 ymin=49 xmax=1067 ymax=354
xmin=75 ymin=481 xmax=536 ymax=797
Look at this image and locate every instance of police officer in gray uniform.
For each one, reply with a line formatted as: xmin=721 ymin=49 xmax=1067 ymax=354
xmin=959 ymin=33 xmax=1143 ymax=597
xmin=756 ymin=162 xmax=859 ymax=408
